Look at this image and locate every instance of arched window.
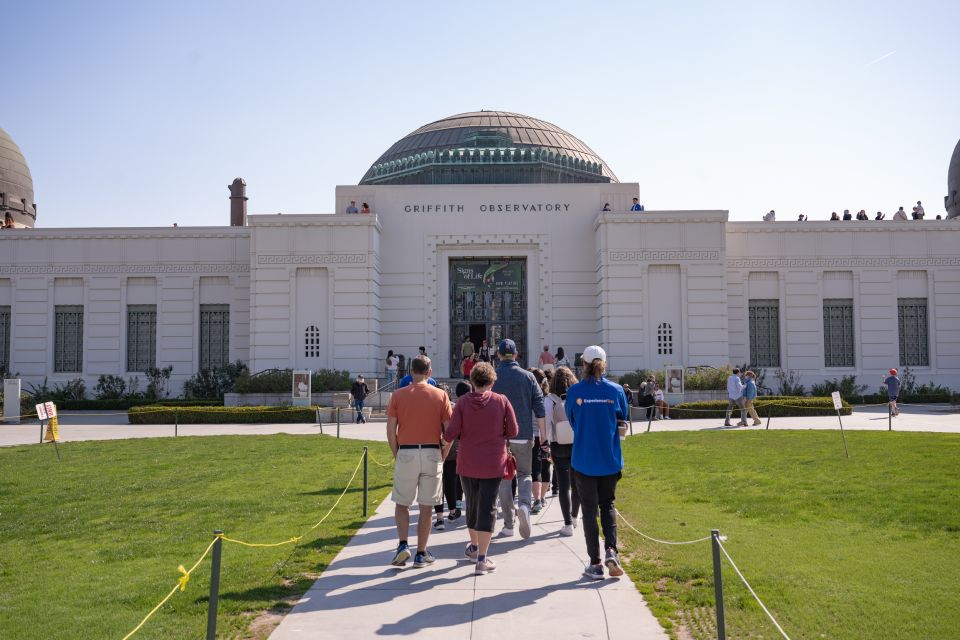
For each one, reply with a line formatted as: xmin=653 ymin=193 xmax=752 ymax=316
xmin=304 ymin=325 xmax=321 ymax=358
xmin=657 ymin=322 xmax=673 ymax=355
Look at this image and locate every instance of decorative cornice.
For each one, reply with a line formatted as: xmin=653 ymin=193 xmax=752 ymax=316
xmin=609 ymin=250 xmax=720 ymax=262
xmin=0 ymin=262 xmax=248 ymax=274
xmin=727 ymin=256 xmax=960 ymax=268
xmin=257 ymin=254 xmax=367 ymax=265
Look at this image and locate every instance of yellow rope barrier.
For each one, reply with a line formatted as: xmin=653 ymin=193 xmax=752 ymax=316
xmin=120 ymin=536 xmax=218 ymax=640
xmin=219 ymin=451 xmax=365 ymax=548
xmin=367 ymin=451 xmax=393 ymax=467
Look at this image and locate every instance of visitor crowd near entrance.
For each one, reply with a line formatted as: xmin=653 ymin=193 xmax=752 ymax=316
xmin=385 ymin=340 xmax=629 ymax=579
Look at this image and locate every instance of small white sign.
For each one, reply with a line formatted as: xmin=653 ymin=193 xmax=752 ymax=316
xmin=36 ymin=403 xmax=48 ymax=421
xmin=831 ymin=391 xmax=842 ymax=410
xmin=292 ymin=370 xmax=311 ymax=407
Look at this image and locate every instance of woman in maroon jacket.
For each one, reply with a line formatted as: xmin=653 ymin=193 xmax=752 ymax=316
xmin=444 ymin=362 xmax=519 ymax=575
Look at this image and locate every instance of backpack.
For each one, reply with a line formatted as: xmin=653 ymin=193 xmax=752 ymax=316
xmin=548 ymin=393 xmax=574 ymax=445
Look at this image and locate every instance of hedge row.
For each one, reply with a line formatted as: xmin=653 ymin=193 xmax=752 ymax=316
xmin=668 ymin=396 xmax=851 ymax=419
xmin=57 ymin=399 xmax=223 ymax=411
xmin=128 ymin=405 xmax=320 ymax=425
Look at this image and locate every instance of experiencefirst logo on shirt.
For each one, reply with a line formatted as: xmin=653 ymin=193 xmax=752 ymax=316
xmin=577 ymin=398 xmax=615 ymax=405
xmin=402 ymin=202 xmax=573 ymax=213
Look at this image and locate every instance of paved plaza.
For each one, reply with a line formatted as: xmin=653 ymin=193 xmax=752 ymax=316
xmin=1 ymin=403 xmax=957 ymax=448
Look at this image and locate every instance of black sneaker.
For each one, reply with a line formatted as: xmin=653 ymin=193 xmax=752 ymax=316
xmin=433 ymin=517 xmax=445 ymax=530
xmin=447 ymin=508 xmax=461 ymax=521
xmin=391 ymin=543 xmax=411 ymax=567
xmin=605 ymin=549 xmax=624 ymax=577
xmin=583 ymin=563 xmax=605 ymax=580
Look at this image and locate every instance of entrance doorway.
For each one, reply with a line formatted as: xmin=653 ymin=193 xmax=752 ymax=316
xmin=450 ymin=258 xmax=528 ymax=371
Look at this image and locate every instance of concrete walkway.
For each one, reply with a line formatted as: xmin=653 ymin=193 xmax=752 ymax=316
xmin=269 ymin=491 xmax=668 ymax=640
xmin=0 ymin=404 xmax=957 ymax=447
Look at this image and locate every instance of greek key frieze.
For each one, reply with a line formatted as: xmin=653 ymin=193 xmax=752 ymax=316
xmin=608 ymin=250 xmax=720 ymax=262
xmin=256 ymin=254 xmax=367 ymax=265
xmin=0 ymin=263 xmax=249 ymax=274
xmin=726 ymin=257 xmax=960 ymax=269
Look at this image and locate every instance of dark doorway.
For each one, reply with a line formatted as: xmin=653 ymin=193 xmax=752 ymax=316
xmin=469 ymin=324 xmax=486 ymax=350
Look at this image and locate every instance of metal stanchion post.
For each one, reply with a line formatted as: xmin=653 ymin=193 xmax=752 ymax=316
xmin=888 ymin=404 xmax=892 ymax=431
xmin=363 ymin=446 xmax=369 ymax=517
xmin=175 ymin=410 xmax=179 ymax=438
xmin=336 ymin=407 xmax=341 ymax=439
xmin=206 ymin=530 xmax=223 ymax=640
xmin=765 ymin=411 xmax=771 ymax=430
xmin=711 ymin=529 xmax=726 ymax=640
xmin=646 ymin=407 xmax=653 ymax=433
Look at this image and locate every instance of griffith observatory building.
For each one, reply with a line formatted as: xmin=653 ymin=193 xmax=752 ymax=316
xmin=1 ymin=112 xmax=959 ymax=393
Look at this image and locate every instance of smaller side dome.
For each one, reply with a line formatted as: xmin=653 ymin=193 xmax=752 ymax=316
xmin=0 ymin=127 xmax=37 ymax=228
xmin=947 ymin=138 xmax=960 ymax=219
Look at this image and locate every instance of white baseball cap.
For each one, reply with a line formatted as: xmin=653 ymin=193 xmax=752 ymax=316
xmin=582 ymin=345 xmax=606 ymax=363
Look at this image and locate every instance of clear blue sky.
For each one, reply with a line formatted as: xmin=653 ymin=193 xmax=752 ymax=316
xmin=4 ymin=0 xmax=958 ymax=226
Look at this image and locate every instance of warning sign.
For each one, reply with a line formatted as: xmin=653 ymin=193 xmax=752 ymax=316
xmin=831 ymin=391 xmax=843 ymax=411
xmin=44 ymin=415 xmax=60 ymax=442
xmin=36 ymin=403 xmax=48 ymax=420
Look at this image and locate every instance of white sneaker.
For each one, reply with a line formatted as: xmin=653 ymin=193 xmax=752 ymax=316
xmin=560 ymin=524 xmax=574 ymax=537
xmin=665 ymin=416 xmax=672 ymax=420
xmin=496 ymin=527 xmax=515 ymax=538
xmin=517 ymin=504 xmax=531 ymax=539
xmin=573 ymin=517 xmax=579 ymax=529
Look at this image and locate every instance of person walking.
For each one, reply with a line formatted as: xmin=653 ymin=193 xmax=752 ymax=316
xmin=545 ymin=366 xmax=580 ymax=536
xmin=538 ymin=345 xmax=556 ymax=370
xmin=477 ymin=338 xmax=492 ymax=362
xmin=443 ymin=362 xmax=519 ymax=575
xmin=529 ymin=368 xmax=552 ymax=514
xmin=435 ymin=382 xmax=470 ymax=529
xmin=350 ymin=375 xmax=370 ymax=424
xmin=742 ymin=371 xmax=762 ymax=426
xmin=492 ymin=339 xmax=546 ymax=540
xmin=385 ymin=355 xmax=453 ymax=568
xmin=555 ymin=347 xmax=571 ymax=369
xmin=724 ymin=368 xmax=747 ymax=427
xmin=565 ymin=346 xmax=628 ymax=579
xmin=884 ymin=368 xmax=901 ymax=417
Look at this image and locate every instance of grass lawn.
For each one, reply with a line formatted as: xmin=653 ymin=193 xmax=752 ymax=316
xmin=0 ymin=434 xmax=394 ymax=639
xmin=616 ymin=430 xmax=960 ymax=639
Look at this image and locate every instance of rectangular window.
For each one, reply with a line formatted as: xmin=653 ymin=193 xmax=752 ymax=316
xmin=0 ymin=306 xmax=10 ymax=373
xmin=898 ymin=298 xmax=929 ymax=366
xmin=748 ymin=299 xmax=780 ymax=367
xmin=127 ymin=305 xmax=157 ymax=372
xmin=823 ymin=298 xmax=855 ymax=367
xmin=54 ymin=305 xmax=84 ymax=373
xmin=199 ymin=304 xmax=229 ymax=370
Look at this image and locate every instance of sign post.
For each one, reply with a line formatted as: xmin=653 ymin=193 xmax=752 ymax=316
xmin=3 ymin=379 xmax=21 ymax=424
xmin=831 ymin=391 xmax=849 ymax=459
xmin=292 ymin=370 xmax=311 ymax=408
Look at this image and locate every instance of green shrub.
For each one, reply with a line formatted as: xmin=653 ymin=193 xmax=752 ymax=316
xmin=128 ymin=405 xmax=319 ymax=424
xmin=93 ymin=374 xmax=128 ymax=400
xmin=24 ymin=377 xmax=87 ymax=402
xmin=774 ymin=369 xmax=807 ymax=396
xmin=811 ymin=375 xmax=869 ymax=399
xmin=669 ymin=395 xmax=850 ymax=419
xmin=234 ymin=368 xmax=352 ymax=394
xmin=182 ymin=361 xmax=249 ymax=399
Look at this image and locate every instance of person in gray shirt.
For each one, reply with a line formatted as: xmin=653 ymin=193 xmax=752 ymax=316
xmin=492 ymin=339 xmax=546 ymax=540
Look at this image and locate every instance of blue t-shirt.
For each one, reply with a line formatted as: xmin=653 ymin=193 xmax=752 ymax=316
xmin=884 ymin=375 xmax=901 ymax=398
xmin=743 ymin=379 xmax=757 ymax=400
xmin=397 ymin=375 xmax=437 ymax=389
xmin=565 ymin=376 xmax=628 ymax=476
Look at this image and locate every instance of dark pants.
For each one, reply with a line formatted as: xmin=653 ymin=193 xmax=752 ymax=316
xmin=461 ymin=476 xmax=500 ymax=533
xmin=551 ymin=445 xmax=579 ymax=525
xmin=434 ymin=459 xmax=462 ymax=514
xmin=574 ymin=469 xmax=621 ymax=565
xmin=354 ymin=399 xmax=365 ymax=423
xmin=532 ymin=438 xmax=552 ymax=482
xmin=639 ymin=395 xmax=655 ymax=419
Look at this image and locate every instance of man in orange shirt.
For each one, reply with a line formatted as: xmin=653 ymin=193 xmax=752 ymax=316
xmin=386 ymin=355 xmax=453 ymax=568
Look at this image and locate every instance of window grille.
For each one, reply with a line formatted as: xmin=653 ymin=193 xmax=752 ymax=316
xmin=304 ymin=325 xmax=321 ymax=358
xmin=898 ymin=298 xmax=929 ymax=366
xmin=657 ymin=323 xmax=673 ymax=355
xmin=823 ymin=298 xmax=855 ymax=367
xmin=54 ymin=305 xmax=84 ymax=373
xmin=0 ymin=306 xmax=10 ymax=373
xmin=199 ymin=304 xmax=230 ymax=370
xmin=127 ymin=305 xmax=156 ymax=372
xmin=748 ymin=300 xmax=781 ymax=367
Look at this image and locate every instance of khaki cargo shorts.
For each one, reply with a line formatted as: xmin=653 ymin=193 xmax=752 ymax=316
xmin=392 ymin=446 xmax=443 ymax=507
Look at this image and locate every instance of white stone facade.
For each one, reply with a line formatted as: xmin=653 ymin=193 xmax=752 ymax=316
xmin=1 ymin=182 xmax=958 ymax=394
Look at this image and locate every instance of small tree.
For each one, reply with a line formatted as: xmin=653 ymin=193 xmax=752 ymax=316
xmin=94 ymin=374 xmax=127 ymax=400
xmin=144 ymin=366 xmax=173 ymax=400
xmin=774 ymin=369 xmax=806 ymax=396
